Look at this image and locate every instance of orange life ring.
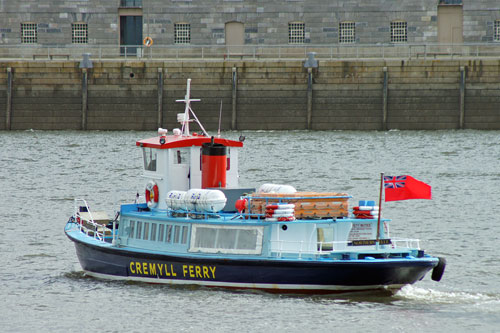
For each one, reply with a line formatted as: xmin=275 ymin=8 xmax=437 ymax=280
xmin=145 ymin=181 xmax=159 ymax=208
xmin=143 ymin=37 xmax=153 ymax=47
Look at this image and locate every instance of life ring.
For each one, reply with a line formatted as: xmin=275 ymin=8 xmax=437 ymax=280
xmin=145 ymin=181 xmax=159 ymax=208
xmin=143 ymin=37 xmax=153 ymax=47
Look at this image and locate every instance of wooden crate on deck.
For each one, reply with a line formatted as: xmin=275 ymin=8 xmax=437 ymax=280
xmin=248 ymin=192 xmax=350 ymax=219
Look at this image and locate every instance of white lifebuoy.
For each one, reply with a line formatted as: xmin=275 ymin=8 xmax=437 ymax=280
xmin=145 ymin=181 xmax=159 ymax=208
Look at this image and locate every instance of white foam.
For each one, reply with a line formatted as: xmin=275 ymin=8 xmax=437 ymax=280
xmin=396 ymin=285 xmax=500 ymax=310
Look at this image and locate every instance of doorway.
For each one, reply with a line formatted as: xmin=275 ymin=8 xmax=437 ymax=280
xmin=225 ymin=22 xmax=244 ymax=54
xmin=120 ymin=15 xmax=143 ymax=56
xmin=438 ymin=5 xmax=463 ymax=44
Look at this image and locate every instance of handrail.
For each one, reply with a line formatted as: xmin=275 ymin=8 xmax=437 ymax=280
xmin=2 ymin=43 xmax=500 ymax=61
xmin=269 ymin=237 xmax=421 ymax=257
xmin=73 ymin=198 xmax=112 ymax=242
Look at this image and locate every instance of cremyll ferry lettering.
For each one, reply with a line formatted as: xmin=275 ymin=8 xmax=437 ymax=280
xmin=129 ymin=261 xmax=216 ymax=279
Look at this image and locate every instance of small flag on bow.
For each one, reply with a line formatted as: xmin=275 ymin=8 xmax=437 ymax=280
xmin=384 ymin=175 xmax=432 ymax=202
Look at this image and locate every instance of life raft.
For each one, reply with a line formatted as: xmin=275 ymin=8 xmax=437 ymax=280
xmin=145 ymin=181 xmax=159 ymax=208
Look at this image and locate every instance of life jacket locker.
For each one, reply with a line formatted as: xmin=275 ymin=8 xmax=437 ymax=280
xmin=201 ymin=142 xmax=227 ymax=188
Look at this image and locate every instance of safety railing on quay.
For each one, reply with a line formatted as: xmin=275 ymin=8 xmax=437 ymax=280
xmin=2 ymin=43 xmax=500 ymax=61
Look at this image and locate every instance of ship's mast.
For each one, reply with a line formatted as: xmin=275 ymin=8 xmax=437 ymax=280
xmin=176 ymin=79 xmax=208 ymax=137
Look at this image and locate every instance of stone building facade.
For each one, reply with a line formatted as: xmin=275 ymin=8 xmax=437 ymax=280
xmin=0 ymin=0 xmax=499 ymax=48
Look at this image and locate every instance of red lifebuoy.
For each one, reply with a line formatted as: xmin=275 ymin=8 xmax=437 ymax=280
xmin=145 ymin=181 xmax=159 ymax=208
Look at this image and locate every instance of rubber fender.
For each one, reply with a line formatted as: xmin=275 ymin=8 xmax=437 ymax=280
xmin=431 ymin=257 xmax=446 ymax=282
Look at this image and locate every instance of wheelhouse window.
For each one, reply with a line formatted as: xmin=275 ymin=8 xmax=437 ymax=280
xmin=495 ymin=20 xmax=500 ymax=42
xmin=339 ymin=21 xmax=356 ymax=44
xmin=190 ymin=224 xmax=263 ymax=255
xmin=174 ymin=23 xmax=191 ymax=44
xmin=21 ymin=23 xmax=37 ymax=44
xmin=288 ymin=22 xmax=305 ymax=44
xmin=143 ymin=148 xmax=157 ymax=171
xmin=174 ymin=149 xmax=188 ymax=164
xmin=391 ymin=20 xmax=407 ymax=43
xmin=72 ymin=23 xmax=88 ymax=44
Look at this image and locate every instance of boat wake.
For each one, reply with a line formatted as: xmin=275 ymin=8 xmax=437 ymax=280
xmin=395 ymin=285 xmax=500 ymax=310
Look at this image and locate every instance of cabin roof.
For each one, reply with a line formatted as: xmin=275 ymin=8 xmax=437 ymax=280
xmin=136 ymin=134 xmax=244 ymax=149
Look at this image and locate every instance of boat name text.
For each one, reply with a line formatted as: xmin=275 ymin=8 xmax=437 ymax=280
xmin=129 ymin=261 xmax=216 ymax=279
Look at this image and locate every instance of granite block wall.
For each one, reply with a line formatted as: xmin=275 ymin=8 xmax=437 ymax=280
xmin=2 ymin=59 xmax=500 ymax=131
xmin=0 ymin=1 xmax=499 ymax=46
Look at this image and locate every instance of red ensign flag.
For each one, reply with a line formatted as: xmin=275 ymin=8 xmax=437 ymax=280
xmin=384 ymin=175 xmax=432 ymax=202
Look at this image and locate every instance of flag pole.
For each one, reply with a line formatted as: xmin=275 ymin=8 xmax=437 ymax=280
xmin=376 ymin=172 xmax=384 ymax=246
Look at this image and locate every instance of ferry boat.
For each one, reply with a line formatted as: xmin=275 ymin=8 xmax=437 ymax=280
xmin=65 ymin=79 xmax=445 ymax=294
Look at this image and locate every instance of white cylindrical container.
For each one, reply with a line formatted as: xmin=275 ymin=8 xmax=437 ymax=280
xmin=165 ymin=190 xmax=187 ymax=210
xmin=258 ymin=184 xmax=297 ymax=194
xmin=185 ymin=189 xmax=227 ymax=213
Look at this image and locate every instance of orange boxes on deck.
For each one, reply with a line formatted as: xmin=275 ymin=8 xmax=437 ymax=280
xmin=248 ymin=192 xmax=350 ymax=219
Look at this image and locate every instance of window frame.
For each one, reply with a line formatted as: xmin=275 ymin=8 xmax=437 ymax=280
xmin=174 ymin=23 xmax=191 ymax=45
xmin=189 ymin=224 xmax=264 ymax=255
xmin=390 ymin=20 xmax=408 ymax=43
xmin=339 ymin=21 xmax=356 ymax=44
xmin=494 ymin=20 xmax=500 ymax=42
xmin=72 ymin=22 xmax=88 ymax=44
xmin=288 ymin=22 xmax=305 ymax=44
xmin=21 ymin=22 xmax=37 ymax=44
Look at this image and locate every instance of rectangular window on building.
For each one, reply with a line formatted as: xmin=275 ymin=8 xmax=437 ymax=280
xmin=72 ymin=23 xmax=88 ymax=44
xmin=288 ymin=22 xmax=305 ymax=44
xmin=174 ymin=23 xmax=191 ymax=44
xmin=120 ymin=0 xmax=143 ymax=7
xmin=495 ymin=20 xmax=500 ymax=42
xmin=21 ymin=23 xmax=37 ymax=44
xmin=339 ymin=21 xmax=356 ymax=44
xmin=391 ymin=21 xmax=408 ymax=43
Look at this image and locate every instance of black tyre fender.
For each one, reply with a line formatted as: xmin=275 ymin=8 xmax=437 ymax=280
xmin=431 ymin=257 xmax=446 ymax=282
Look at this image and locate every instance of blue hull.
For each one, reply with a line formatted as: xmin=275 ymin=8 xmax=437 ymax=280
xmin=67 ymin=229 xmax=438 ymax=294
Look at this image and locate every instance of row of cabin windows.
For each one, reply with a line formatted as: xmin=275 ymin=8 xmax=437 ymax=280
xmin=20 ymin=22 xmax=88 ymax=44
xmin=129 ymin=220 xmax=189 ymax=244
xmin=22 ymin=19 xmax=500 ymax=45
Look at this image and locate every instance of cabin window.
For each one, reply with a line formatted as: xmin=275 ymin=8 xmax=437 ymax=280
xmin=181 ymin=226 xmax=189 ymax=244
xmin=166 ymin=225 xmax=173 ymax=243
xmin=143 ymin=148 xmax=157 ymax=171
xmin=174 ymin=149 xmax=188 ymax=165
xmin=143 ymin=222 xmax=149 ymax=240
xmin=136 ymin=221 xmax=142 ymax=239
xmin=129 ymin=220 xmax=135 ymax=238
xmin=174 ymin=225 xmax=181 ymax=243
xmin=190 ymin=224 xmax=263 ymax=254
xmin=317 ymin=227 xmax=335 ymax=251
xmin=151 ymin=223 xmax=157 ymax=241
xmin=158 ymin=224 xmax=165 ymax=242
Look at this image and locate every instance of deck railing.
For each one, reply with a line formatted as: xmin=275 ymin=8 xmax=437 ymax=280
xmin=73 ymin=198 xmax=113 ymax=242
xmin=269 ymin=238 xmax=421 ymax=258
xmin=2 ymin=43 xmax=500 ymax=61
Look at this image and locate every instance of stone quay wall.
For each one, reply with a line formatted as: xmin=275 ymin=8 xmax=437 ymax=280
xmin=0 ymin=59 xmax=499 ymax=131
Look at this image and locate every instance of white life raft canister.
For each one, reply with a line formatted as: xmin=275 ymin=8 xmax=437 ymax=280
xmin=258 ymin=183 xmax=297 ymax=194
xmin=184 ymin=189 xmax=227 ymax=213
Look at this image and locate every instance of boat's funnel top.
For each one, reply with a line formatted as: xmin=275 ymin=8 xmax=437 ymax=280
xmin=201 ymin=137 xmax=227 ymax=189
